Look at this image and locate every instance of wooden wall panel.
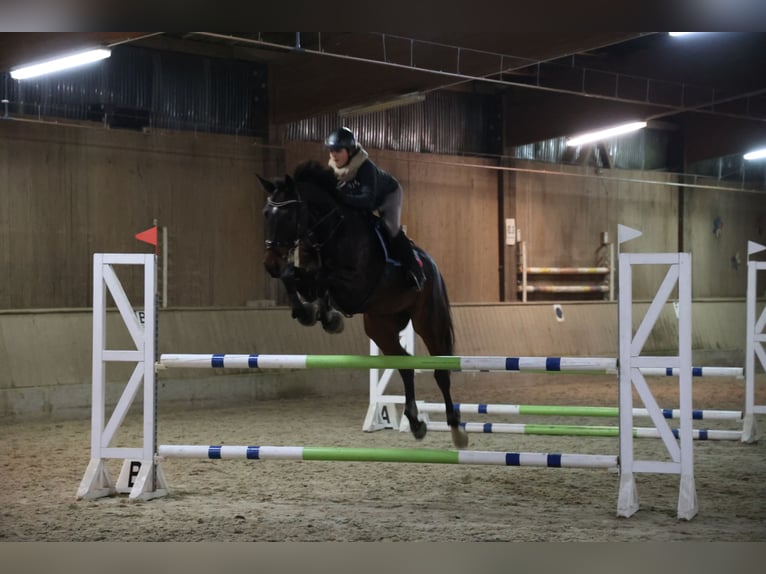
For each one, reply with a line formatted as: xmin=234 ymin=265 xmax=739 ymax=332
xmin=609 ymin=171 xmax=679 ymax=300
xmin=511 ymin=162 xmax=682 ymax=300
xmin=0 ymin=120 xmax=285 ymax=309
xmin=404 ymin=155 xmax=499 ymax=303
xmin=514 ymin=162 xmax=612 ymax=267
xmin=2 ymin=121 xmax=761 ymax=310
xmin=684 ymin=183 xmax=766 ymax=298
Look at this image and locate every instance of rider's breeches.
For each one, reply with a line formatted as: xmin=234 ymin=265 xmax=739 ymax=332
xmin=379 ymin=185 xmax=403 ymax=237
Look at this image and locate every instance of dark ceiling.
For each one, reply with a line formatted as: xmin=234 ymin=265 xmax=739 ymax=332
xmin=1 ymin=32 xmax=765 ymax=165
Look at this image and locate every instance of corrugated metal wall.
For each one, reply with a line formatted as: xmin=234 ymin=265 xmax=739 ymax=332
xmin=509 ymin=128 xmax=673 ymax=171
xmin=691 ymin=154 xmax=766 ymax=187
xmin=282 ymin=90 xmax=502 ymax=156
xmin=1 ymin=45 xmax=269 ymax=137
xmin=509 ymin=129 xmax=766 ymax=186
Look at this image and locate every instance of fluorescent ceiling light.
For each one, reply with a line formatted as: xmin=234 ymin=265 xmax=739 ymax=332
xmin=743 ymin=148 xmax=766 ymax=161
xmin=10 ymin=48 xmax=111 ymax=80
xmin=566 ymin=121 xmax=647 ymax=147
xmin=669 ymin=32 xmax=693 ymax=36
xmin=339 ymin=92 xmax=425 ymax=118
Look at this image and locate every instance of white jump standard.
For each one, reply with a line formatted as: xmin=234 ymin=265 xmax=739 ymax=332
xmin=78 ymin=253 xmax=167 ymax=502
xmin=744 ymin=241 xmax=766 ymax=442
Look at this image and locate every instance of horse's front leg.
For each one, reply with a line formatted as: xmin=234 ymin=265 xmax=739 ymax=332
xmin=435 ymin=369 xmax=468 ymax=449
xmin=281 ymin=264 xmax=317 ymax=326
xmin=317 ymin=292 xmax=344 ymax=334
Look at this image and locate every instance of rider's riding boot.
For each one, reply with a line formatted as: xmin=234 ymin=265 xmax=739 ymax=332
xmin=391 ymin=228 xmax=425 ymax=291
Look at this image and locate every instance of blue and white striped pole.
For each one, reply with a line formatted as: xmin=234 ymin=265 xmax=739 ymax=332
xmin=416 ymin=402 xmax=743 ymax=420
xmin=158 ymin=353 xmax=742 ymax=377
xmin=158 ymin=444 xmax=618 ymax=469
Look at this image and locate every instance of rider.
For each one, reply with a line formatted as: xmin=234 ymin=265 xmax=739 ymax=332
xmin=324 ymin=127 xmax=425 ymax=291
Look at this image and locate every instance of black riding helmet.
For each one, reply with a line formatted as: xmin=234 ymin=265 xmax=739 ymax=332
xmin=325 ymin=127 xmax=357 ymax=152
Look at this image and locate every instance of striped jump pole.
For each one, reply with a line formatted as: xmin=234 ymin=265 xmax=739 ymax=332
xmin=518 ymin=285 xmax=609 ymax=294
xmin=416 ymin=402 xmax=744 ymax=421
xmin=630 ymin=366 xmax=742 ymax=377
xmin=158 ymin=353 xmax=742 ymax=378
xmin=525 ymin=266 xmax=610 ymax=274
xmin=159 ymin=354 xmax=618 ymax=372
xmin=158 ymin=444 xmax=618 ymax=469
xmin=424 ymin=421 xmax=743 ymax=441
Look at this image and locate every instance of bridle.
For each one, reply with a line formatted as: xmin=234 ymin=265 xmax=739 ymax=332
xmin=264 ymin=196 xmax=300 ymax=250
xmin=264 ymin=188 xmax=344 ymax=254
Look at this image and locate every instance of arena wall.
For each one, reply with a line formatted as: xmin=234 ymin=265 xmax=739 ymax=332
xmin=0 ymin=299 xmax=747 ymax=419
xmin=2 ymin=122 xmax=763 ymax=310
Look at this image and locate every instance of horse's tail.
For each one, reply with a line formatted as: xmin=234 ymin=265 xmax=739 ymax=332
xmin=429 ymin=257 xmax=455 ymax=356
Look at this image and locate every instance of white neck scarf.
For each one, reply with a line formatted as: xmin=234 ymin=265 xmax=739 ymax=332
xmin=329 ymin=145 xmax=369 ymax=183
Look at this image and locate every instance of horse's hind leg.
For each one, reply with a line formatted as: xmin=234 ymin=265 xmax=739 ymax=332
xmin=434 ymin=369 xmax=468 ymax=449
xmin=410 ymin=271 xmax=468 ymax=449
xmin=399 ymin=367 xmax=426 ymax=440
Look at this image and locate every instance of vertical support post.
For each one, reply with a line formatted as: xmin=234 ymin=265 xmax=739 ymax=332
xmin=521 ymin=241 xmax=528 ymax=302
xmin=91 ymin=253 xmax=107 ymax=461
xmin=161 ymin=225 xmax=168 ymax=308
xmin=122 ymin=254 xmax=165 ymax=500
xmin=676 ymin=252 xmax=697 ymax=519
xmin=743 ymin=241 xmax=766 ymax=442
xmin=616 ymin=224 xmax=640 ymax=517
xmin=76 ymin=254 xmax=116 ymax=499
xmin=616 ymin=250 xmax=638 ymax=517
xmin=609 ymin=240 xmax=615 ymax=301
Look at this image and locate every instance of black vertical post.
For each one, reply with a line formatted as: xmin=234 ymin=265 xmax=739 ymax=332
xmin=498 ymin=94 xmax=508 ymax=302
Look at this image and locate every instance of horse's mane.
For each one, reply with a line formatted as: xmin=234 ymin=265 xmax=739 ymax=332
xmin=293 ymin=160 xmax=338 ymax=195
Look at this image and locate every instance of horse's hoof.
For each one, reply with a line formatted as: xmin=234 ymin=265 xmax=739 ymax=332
xmin=321 ymin=313 xmax=344 ymax=334
xmin=410 ymin=420 xmax=427 ymax=441
xmin=451 ymin=426 xmax=469 ymax=449
xmin=294 ymin=304 xmax=317 ymax=326
xmin=297 ymin=314 xmax=317 ymax=327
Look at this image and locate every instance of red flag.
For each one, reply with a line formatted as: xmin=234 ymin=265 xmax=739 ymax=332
xmin=135 ymin=226 xmax=158 ymax=248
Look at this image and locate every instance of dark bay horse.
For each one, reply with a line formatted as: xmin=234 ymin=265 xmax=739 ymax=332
xmin=258 ymin=160 xmax=468 ymax=449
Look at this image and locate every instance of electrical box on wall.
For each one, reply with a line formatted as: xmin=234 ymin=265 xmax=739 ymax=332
xmin=505 ymin=218 xmax=516 ymax=246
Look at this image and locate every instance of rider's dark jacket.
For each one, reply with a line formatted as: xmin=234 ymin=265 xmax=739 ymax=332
xmin=330 ymin=146 xmax=399 ymax=210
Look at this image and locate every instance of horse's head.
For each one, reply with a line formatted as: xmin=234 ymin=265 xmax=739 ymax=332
xmin=258 ymin=173 xmax=301 ymax=278
xmin=258 ymin=161 xmax=345 ymax=279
